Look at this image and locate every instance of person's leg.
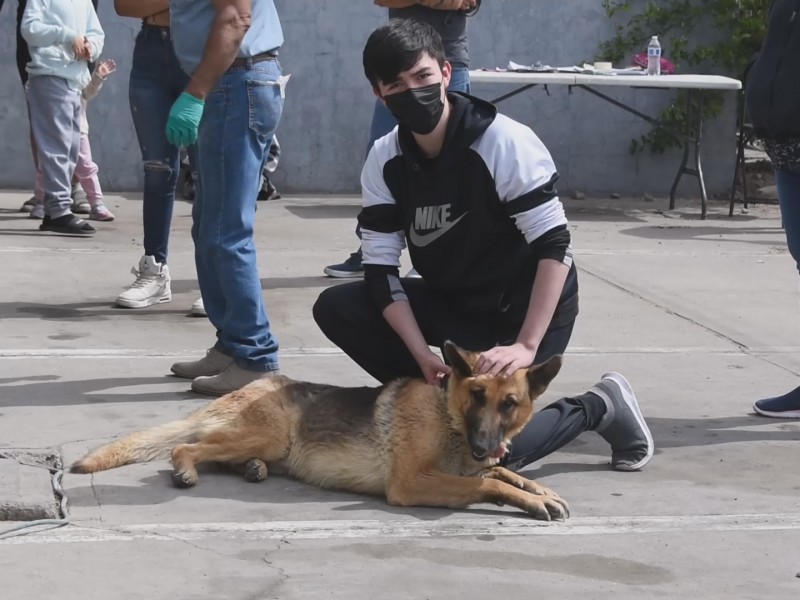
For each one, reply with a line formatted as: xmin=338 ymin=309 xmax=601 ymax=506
xmin=128 ymin=26 xmax=181 ymax=265
xmin=505 ymin=372 xmax=653 ymax=473
xmin=446 ymin=66 xmax=470 ymax=94
xmin=494 ymin=319 xmax=653 ymax=472
xmin=313 ymin=278 xmax=448 ymax=383
xmin=189 ymin=59 xmax=282 ymax=393
xmin=753 ymin=167 xmax=800 ymax=418
xmin=75 ymin=133 xmax=114 ymax=221
xmin=117 ymin=26 xmax=181 ymax=308
xmin=26 ymin=76 xmax=94 ymax=235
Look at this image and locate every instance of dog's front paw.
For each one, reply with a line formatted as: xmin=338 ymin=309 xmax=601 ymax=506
xmin=171 ymin=469 xmax=198 ymax=488
xmin=243 ymin=458 xmax=268 ymax=483
xmin=523 ymin=481 xmax=563 ymax=500
xmin=523 ymin=495 xmax=569 ymax=522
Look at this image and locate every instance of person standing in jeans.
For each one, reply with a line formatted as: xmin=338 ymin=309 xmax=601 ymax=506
xmin=113 ymin=1 xmax=203 ymax=315
xmin=746 ymin=0 xmax=800 ymax=418
xmin=166 ymin=0 xmax=285 ymax=396
xmin=324 ymin=0 xmax=479 ymax=278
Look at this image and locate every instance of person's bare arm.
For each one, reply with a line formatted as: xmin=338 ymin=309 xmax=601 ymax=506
xmin=114 ymin=0 xmax=169 ymax=19
xmin=185 ymin=0 xmax=252 ymax=101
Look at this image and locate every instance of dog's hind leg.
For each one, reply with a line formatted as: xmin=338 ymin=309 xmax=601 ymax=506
xmin=481 ymin=466 xmax=569 ymax=517
xmin=171 ymin=428 xmax=289 ymax=488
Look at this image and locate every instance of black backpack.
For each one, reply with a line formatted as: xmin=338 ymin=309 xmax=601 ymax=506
xmin=746 ymin=0 xmax=800 ymax=140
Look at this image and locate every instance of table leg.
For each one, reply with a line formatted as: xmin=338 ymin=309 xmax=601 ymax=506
xmin=490 ymin=83 xmax=539 ymax=105
xmin=669 ymin=90 xmax=709 ymax=219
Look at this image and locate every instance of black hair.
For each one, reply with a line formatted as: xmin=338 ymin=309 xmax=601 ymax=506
xmin=362 ymin=18 xmax=446 ymax=89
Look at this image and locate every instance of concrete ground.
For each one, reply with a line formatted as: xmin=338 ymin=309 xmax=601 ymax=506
xmin=0 ymin=190 xmax=798 ymax=599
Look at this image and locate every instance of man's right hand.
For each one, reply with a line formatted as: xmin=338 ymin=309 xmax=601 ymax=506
xmin=415 ymin=349 xmax=453 ymax=386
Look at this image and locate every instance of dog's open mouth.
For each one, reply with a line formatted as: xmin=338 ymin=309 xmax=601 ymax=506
xmin=472 ymin=441 xmax=507 ymax=462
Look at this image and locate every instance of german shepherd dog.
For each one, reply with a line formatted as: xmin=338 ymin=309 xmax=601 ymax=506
xmin=72 ymin=343 xmax=569 ymax=521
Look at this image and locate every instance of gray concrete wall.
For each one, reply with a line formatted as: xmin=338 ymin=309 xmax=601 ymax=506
xmin=0 ymin=0 xmax=738 ymax=197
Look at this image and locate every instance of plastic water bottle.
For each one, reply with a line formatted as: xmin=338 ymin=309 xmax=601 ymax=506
xmin=647 ymin=36 xmax=661 ymax=76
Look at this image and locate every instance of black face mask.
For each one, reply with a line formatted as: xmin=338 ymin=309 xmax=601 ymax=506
xmin=383 ymin=82 xmax=445 ymax=135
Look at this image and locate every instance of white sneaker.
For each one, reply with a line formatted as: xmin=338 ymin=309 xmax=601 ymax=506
xmin=29 ymin=201 xmax=44 ymax=220
xmin=116 ymin=255 xmax=172 ymax=309
xmin=189 ymin=297 xmax=206 ymax=317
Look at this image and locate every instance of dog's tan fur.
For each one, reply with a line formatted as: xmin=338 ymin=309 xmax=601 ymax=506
xmin=72 ymin=343 xmax=568 ymax=520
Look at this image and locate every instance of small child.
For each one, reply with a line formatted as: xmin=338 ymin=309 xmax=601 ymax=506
xmin=75 ymin=59 xmax=116 ymax=221
xmin=21 ymin=0 xmax=104 ymax=235
xmin=30 ymin=60 xmax=116 ymax=221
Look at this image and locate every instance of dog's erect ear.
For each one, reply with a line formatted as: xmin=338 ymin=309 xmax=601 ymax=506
xmin=443 ymin=341 xmax=473 ymax=379
xmin=526 ymin=355 xmax=563 ymax=398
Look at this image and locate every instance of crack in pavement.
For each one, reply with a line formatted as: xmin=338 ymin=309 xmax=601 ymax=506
xmin=577 ymin=265 xmax=800 ymax=378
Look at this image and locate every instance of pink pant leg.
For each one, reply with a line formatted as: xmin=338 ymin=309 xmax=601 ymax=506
xmin=73 ymin=133 xmax=103 ymax=204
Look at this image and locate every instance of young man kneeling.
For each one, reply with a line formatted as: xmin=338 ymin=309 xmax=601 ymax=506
xmin=314 ymin=19 xmax=653 ymax=472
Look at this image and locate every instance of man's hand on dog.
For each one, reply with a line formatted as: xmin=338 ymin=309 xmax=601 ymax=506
xmin=475 ymin=343 xmax=536 ymax=379
xmin=417 ymin=350 xmax=452 ymax=386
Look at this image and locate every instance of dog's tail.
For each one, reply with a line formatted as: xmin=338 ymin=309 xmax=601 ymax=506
xmin=70 ymin=417 xmax=211 ymax=474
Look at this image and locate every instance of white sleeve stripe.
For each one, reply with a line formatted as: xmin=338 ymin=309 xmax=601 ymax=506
xmin=563 ymin=246 xmax=574 ymax=268
xmin=470 ymin=114 xmax=559 ymax=204
xmin=361 ymin=131 xmax=402 ymax=208
xmin=387 ymin=275 xmax=408 ymax=303
xmin=511 ymin=197 xmax=568 ymax=244
xmin=360 ymin=228 xmax=405 ymax=267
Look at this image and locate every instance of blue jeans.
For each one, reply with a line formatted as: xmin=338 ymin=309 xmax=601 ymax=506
xmin=777 ymin=167 xmax=800 ymax=275
xmin=365 ymin=66 xmax=471 ymax=156
xmin=129 ymin=25 xmax=197 ymax=264
xmin=193 ymin=59 xmax=283 ymax=371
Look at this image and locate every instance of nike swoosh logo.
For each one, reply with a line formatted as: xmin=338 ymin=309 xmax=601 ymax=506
xmin=408 ymin=213 xmax=467 ymax=248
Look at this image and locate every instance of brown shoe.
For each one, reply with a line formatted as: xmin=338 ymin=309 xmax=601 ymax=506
xmin=191 ymin=363 xmax=281 ymax=396
xmin=171 ymin=347 xmax=234 ymax=380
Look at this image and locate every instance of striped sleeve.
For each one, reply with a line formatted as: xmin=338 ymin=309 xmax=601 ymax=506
xmin=357 ymin=132 xmax=409 ymax=310
xmin=357 ymin=133 xmax=406 ymax=268
xmin=471 ymin=115 xmax=572 ymax=267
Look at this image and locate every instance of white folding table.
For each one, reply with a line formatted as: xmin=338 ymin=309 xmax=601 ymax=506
xmin=470 ymin=70 xmax=742 ymax=219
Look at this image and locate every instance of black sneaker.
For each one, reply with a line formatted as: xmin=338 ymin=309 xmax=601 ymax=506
xmin=591 ymin=372 xmax=654 ymax=471
xmin=257 ymin=180 xmax=281 ymax=201
xmin=323 ymin=249 xmax=364 ymax=278
xmin=753 ymin=386 xmax=800 ymax=418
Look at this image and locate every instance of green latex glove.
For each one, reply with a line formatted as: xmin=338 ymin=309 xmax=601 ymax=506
xmin=166 ymin=92 xmax=205 ymax=148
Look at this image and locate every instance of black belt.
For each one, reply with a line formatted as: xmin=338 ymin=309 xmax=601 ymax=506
xmin=230 ymin=52 xmax=278 ymax=68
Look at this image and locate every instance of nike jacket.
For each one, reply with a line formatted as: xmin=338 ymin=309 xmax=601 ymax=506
xmin=358 ymin=92 xmax=579 ymax=329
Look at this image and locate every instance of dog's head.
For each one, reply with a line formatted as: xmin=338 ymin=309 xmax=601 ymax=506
xmin=442 ymin=341 xmax=562 ymax=462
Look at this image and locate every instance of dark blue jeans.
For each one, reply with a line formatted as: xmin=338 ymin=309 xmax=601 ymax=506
xmin=776 ymin=167 xmax=800 ymax=275
xmin=128 ymin=25 xmax=197 ymax=265
xmin=193 ymin=59 xmax=283 ymax=370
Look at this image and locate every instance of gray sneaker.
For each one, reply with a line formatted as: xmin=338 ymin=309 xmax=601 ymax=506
xmin=191 ymin=363 xmax=281 ymax=396
xmin=590 ymin=372 xmax=654 ymax=471
xmin=171 ymin=347 xmax=234 ymax=380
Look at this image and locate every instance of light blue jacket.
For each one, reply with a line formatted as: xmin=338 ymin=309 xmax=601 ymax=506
xmin=21 ymin=0 xmax=104 ymax=91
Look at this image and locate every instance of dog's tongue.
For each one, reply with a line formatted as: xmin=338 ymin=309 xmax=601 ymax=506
xmin=489 ymin=442 xmax=508 ymax=460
